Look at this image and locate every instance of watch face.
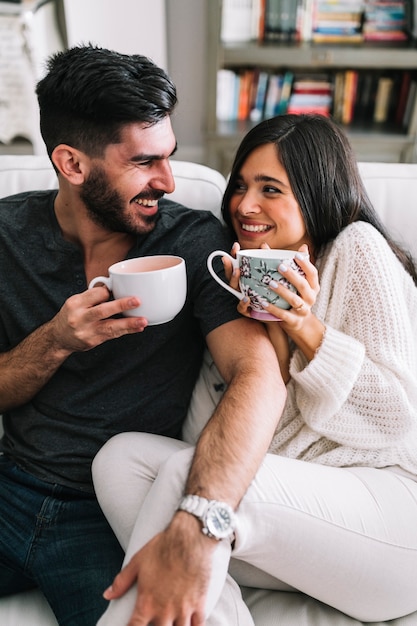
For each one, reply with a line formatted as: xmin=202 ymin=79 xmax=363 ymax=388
xmin=206 ymin=503 xmax=235 ymax=539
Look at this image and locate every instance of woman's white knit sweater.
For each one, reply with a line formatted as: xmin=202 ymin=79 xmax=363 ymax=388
xmin=269 ymin=221 xmax=417 ymax=477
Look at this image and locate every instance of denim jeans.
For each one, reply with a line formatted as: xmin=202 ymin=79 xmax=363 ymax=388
xmin=0 ymin=455 xmax=124 ymax=626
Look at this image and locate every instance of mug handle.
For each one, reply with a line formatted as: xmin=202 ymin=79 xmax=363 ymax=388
xmin=88 ymin=275 xmax=112 ymax=290
xmin=206 ymin=250 xmax=244 ymax=300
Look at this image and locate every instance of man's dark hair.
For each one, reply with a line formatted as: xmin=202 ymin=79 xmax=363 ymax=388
xmin=36 ymin=44 xmax=177 ymax=158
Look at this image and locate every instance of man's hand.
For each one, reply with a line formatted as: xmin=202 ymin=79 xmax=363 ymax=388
xmin=50 ymin=286 xmax=148 ymax=354
xmin=103 ymin=513 xmax=216 ymax=626
xmin=0 ymin=286 xmax=147 ymax=412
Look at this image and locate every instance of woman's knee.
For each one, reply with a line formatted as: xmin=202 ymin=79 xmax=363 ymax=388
xmin=92 ymin=432 xmax=192 ymax=494
xmin=154 ymin=446 xmax=196 ymax=493
xmin=92 ymin=432 xmax=138 ymax=482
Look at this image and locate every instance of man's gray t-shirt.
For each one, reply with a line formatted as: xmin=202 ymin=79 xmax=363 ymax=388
xmin=0 ymin=190 xmax=239 ymax=492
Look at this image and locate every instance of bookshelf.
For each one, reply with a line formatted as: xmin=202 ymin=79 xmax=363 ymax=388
xmin=206 ymin=0 xmax=417 ymax=175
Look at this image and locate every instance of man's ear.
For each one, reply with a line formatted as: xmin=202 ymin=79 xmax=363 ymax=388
xmin=51 ymin=145 xmax=90 ymax=184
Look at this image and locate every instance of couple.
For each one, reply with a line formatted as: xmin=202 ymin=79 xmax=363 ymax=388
xmin=0 ymin=45 xmax=416 ymax=626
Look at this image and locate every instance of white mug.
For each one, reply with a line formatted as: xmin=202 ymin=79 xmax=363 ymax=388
xmin=207 ymin=248 xmax=300 ymax=321
xmin=88 ymin=255 xmax=186 ymax=326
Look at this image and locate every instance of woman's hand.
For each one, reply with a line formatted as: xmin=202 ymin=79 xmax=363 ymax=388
xmin=223 ymin=241 xmax=241 ymax=286
xmin=262 ymin=244 xmax=325 ymax=361
xmin=264 ymin=244 xmax=318 ymax=321
xmin=224 ymin=242 xmax=257 ymax=321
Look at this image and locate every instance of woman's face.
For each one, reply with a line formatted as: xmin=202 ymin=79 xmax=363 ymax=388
xmin=228 ymin=143 xmax=312 ymax=252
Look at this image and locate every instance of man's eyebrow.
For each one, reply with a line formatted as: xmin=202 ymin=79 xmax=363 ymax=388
xmin=131 ymin=143 xmax=178 ymax=163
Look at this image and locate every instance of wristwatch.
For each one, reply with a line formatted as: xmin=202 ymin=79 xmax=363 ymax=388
xmin=178 ymin=494 xmax=236 ymax=541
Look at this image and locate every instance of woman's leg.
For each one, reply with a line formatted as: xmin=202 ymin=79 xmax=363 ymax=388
xmin=92 ymin=432 xmax=189 ymax=549
xmin=230 ymin=454 xmax=417 ymax=622
xmin=94 ymin=433 xmax=254 ymax=625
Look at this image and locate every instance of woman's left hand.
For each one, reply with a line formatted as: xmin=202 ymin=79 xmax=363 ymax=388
xmin=267 ymin=244 xmax=319 ymax=325
xmin=238 ymin=244 xmax=325 ymax=361
xmin=238 ymin=244 xmax=318 ymax=323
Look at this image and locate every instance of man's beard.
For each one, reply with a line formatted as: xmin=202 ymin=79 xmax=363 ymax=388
xmin=80 ymin=165 xmax=159 ymax=235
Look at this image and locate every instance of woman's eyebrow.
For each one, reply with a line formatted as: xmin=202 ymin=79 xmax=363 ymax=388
xmin=254 ymin=174 xmax=285 ymax=185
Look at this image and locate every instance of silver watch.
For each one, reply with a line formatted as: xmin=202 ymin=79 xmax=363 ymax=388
xmin=178 ymin=494 xmax=236 ymax=541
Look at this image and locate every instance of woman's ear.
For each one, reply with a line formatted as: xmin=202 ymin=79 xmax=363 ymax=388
xmin=51 ymin=145 xmax=89 ymax=185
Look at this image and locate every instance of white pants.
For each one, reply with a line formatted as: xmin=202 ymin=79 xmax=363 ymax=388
xmin=93 ymin=432 xmax=417 ymax=624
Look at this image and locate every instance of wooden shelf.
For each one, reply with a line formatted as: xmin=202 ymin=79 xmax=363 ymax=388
xmin=222 ymin=41 xmax=417 ymax=71
xmin=205 ymin=1 xmax=417 ymax=175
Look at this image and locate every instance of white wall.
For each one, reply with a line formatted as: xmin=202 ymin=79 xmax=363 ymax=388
xmin=166 ymin=0 xmax=207 ymax=164
xmin=63 ymin=0 xmax=209 ymax=163
xmin=0 ymin=0 xmax=208 ymax=163
xmin=62 ymin=0 xmax=167 ymax=69
xmin=63 ymin=0 xmax=207 ymax=163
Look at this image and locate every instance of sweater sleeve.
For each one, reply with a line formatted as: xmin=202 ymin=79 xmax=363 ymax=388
xmin=289 ymin=222 xmax=417 ymax=450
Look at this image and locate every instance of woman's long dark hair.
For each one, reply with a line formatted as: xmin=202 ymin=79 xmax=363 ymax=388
xmin=221 ymin=114 xmax=417 ymax=284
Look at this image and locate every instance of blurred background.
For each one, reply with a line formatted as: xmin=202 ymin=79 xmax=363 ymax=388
xmin=0 ymin=0 xmax=208 ymax=163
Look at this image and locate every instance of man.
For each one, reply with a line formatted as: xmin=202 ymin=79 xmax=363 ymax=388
xmin=0 ymin=45 xmax=285 ymax=625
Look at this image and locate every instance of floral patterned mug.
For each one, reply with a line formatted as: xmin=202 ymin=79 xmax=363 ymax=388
xmin=207 ymin=248 xmax=300 ymax=321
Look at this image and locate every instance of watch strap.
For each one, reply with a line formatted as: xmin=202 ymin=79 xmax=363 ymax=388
xmin=178 ymin=494 xmax=210 ymax=518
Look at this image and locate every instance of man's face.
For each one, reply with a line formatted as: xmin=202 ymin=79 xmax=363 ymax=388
xmin=81 ymin=116 xmax=177 ymax=236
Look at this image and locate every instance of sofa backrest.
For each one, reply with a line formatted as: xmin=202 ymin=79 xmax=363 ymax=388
xmin=0 ymin=156 xmax=416 ymax=258
xmin=358 ymin=162 xmax=417 ymax=260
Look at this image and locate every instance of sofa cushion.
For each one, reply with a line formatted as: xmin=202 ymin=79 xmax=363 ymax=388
xmin=243 ymin=588 xmax=417 ymax=626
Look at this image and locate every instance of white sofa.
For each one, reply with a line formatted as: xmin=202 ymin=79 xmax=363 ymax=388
xmin=0 ymin=155 xmax=417 ymax=625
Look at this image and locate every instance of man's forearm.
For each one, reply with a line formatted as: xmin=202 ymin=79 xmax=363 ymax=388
xmin=0 ymin=320 xmax=71 ymax=412
xmin=184 ymin=332 xmax=286 ymax=508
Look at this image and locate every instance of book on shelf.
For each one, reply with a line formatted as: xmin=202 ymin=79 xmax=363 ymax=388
xmin=332 ymin=71 xmax=345 ymax=123
xmin=220 ymin=0 xmax=254 ymax=42
xmin=287 ymin=94 xmax=332 ymax=115
xmin=275 ymin=70 xmax=294 ymax=114
xmin=287 ymin=72 xmax=332 ymax=116
xmin=264 ymin=73 xmax=284 ymax=118
xmin=237 ymin=69 xmax=255 ymax=120
xmin=405 ymin=79 xmax=417 ymax=134
xmin=395 ymin=70 xmax=411 ymax=126
xmin=252 ymin=0 xmax=266 ymax=40
xmin=342 ymin=70 xmax=359 ymax=125
xmin=402 ymin=78 xmax=417 ymax=131
xmin=250 ymin=70 xmax=269 ymax=121
xmin=216 ymin=69 xmax=238 ymax=121
xmin=354 ymin=72 xmax=375 ymax=123
xmin=312 ymin=0 xmax=365 ymax=43
xmin=363 ymin=0 xmax=409 ymax=42
xmin=373 ymin=76 xmax=394 ymax=123
xmin=220 ymin=0 xmax=413 ymax=44
xmin=217 ymin=62 xmax=417 ymax=132
xmin=296 ymin=0 xmax=314 ymax=41
xmin=263 ymin=0 xmax=301 ymax=42
xmin=292 ymin=75 xmax=333 ymax=94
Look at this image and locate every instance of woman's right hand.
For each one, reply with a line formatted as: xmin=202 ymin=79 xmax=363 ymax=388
xmin=223 ymin=242 xmax=254 ymax=319
xmin=223 ymin=241 xmax=240 ymax=284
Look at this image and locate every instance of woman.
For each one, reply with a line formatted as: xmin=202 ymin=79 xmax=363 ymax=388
xmin=94 ymin=114 xmax=417 ymax=624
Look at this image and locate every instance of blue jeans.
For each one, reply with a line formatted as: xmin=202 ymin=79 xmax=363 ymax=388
xmin=0 ymin=455 xmax=124 ymax=625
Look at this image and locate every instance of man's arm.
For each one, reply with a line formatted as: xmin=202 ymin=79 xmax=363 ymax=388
xmin=186 ymin=316 xmax=285 ymax=503
xmin=0 ymin=287 xmax=146 ymax=413
xmin=105 ymin=317 xmax=286 ymax=623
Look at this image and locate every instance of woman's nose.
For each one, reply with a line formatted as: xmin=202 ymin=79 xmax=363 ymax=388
xmin=237 ymin=194 xmax=261 ymax=215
